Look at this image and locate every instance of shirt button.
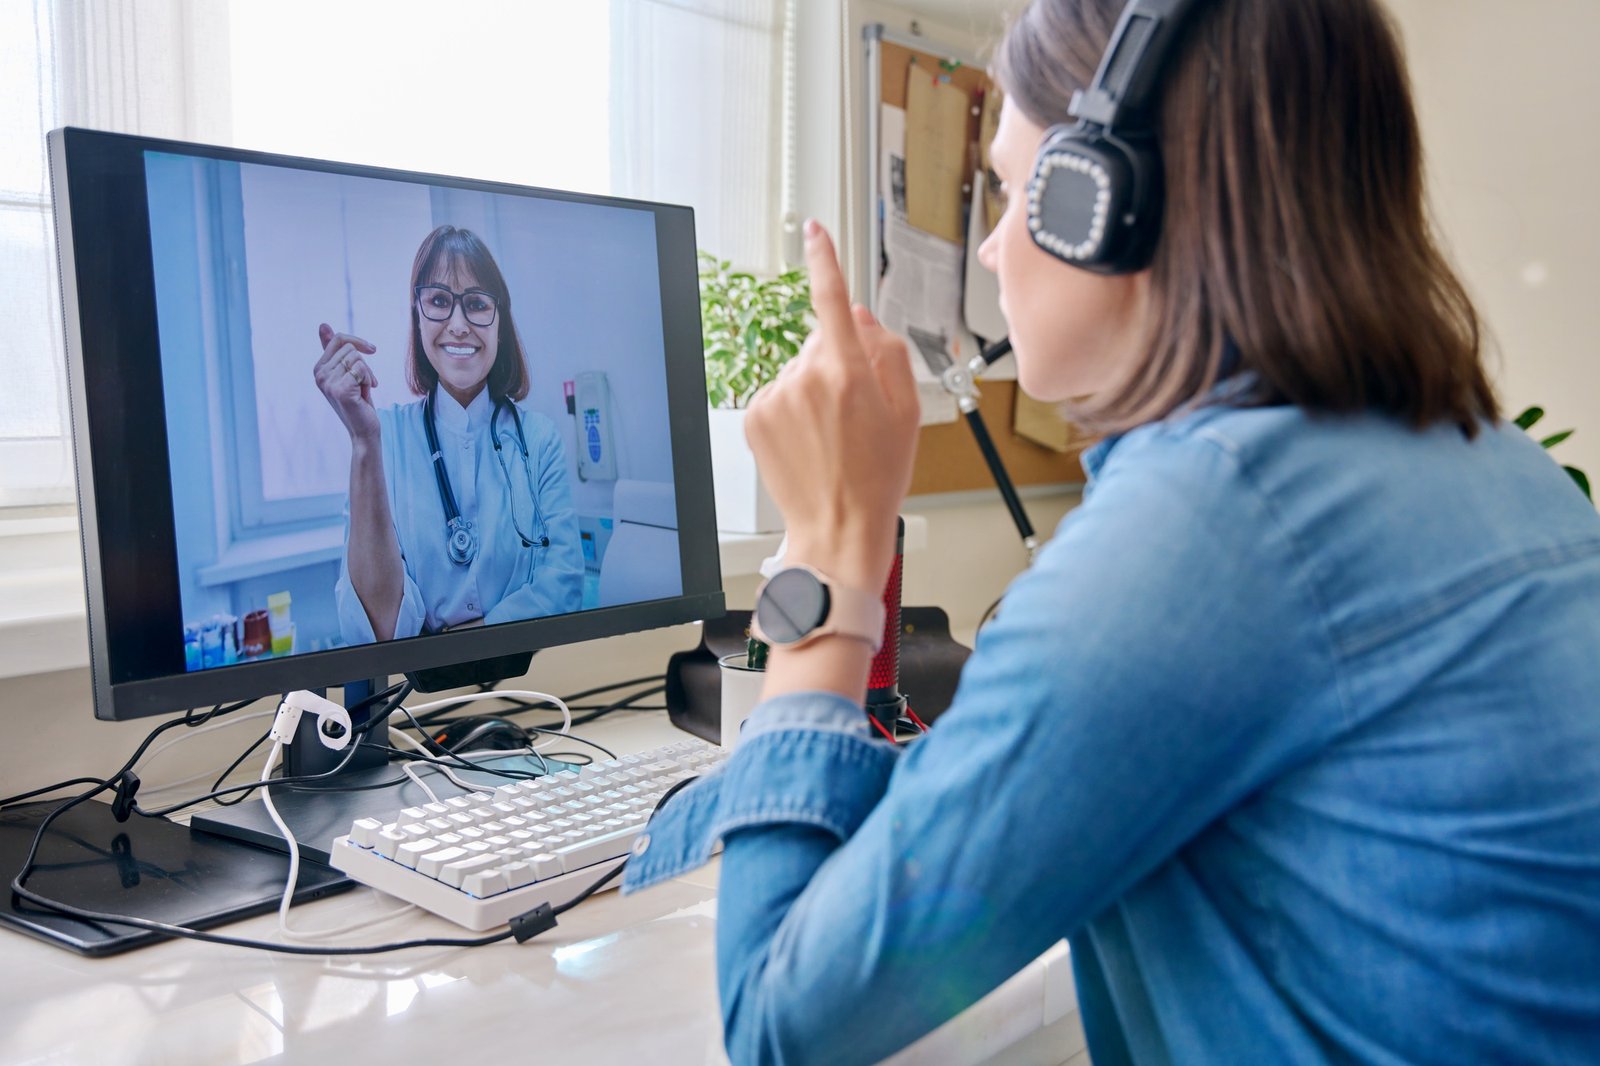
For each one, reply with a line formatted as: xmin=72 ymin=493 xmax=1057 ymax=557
xmin=631 ymin=834 xmax=650 ymax=856
xmin=466 ymin=602 xmax=476 ymax=611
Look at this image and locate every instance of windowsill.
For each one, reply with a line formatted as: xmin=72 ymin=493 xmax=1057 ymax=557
xmin=0 ymin=516 xmax=928 ymax=681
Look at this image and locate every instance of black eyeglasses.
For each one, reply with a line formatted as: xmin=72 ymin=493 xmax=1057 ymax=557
xmin=415 ymin=285 xmax=499 ymax=327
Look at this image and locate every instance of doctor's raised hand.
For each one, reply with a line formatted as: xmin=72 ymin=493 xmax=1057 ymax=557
xmin=314 ymin=322 xmax=381 ymax=442
xmin=744 ymin=220 xmax=920 ymax=701
xmin=313 ymin=319 xmax=405 ymax=641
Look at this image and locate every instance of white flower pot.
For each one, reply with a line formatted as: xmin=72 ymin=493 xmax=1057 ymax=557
xmin=707 ymin=406 xmax=783 ymax=534
xmin=718 ymin=652 xmax=766 ymax=749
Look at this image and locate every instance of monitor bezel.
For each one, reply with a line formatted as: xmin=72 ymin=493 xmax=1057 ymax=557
xmin=49 ymin=126 xmax=723 ymax=721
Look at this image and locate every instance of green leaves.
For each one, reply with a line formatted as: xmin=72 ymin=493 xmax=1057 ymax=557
xmin=1566 ymin=466 xmax=1592 ymax=501
xmin=699 ymin=250 xmax=813 ymax=409
xmin=1515 ymin=405 xmax=1591 ymax=502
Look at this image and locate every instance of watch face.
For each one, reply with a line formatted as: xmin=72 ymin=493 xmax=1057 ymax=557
xmin=754 ymin=568 xmax=831 ymax=645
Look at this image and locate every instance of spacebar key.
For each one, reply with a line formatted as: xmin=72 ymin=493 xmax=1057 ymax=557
xmin=553 ymin=826 xmax=641 ymax=873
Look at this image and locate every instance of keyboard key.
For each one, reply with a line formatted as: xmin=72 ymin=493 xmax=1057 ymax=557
xmin=553 ymin=826 xmax=640 ymax=872
xmin=332 ymin=737 xmax=729 ymax=930
xmin=396 ymin=839 xmax=437 ymax=869
xmin=349 ymin=818 xmax=383 ymax=848
xmin=415 ymin=846 xmax=467 ymax=878
xmin=441 ymin=853 xmax=502 ymax=888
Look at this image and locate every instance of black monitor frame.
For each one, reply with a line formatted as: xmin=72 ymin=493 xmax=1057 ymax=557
xmin=49 ymin=127 xmax=724 ymax=722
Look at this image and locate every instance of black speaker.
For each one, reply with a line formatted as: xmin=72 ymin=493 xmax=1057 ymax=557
xmin=664 ymin=609 xmax=973 ymax=745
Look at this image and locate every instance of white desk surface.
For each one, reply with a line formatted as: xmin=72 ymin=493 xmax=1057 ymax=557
xmin=1 ymin=713 xmax=1085 ymax=1066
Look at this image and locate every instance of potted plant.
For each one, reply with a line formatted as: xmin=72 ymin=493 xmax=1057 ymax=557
xmin=699 ymin=251 xmax=811 ymax=533
xmin=1515 ymin=406 xmax=1592 ymax=502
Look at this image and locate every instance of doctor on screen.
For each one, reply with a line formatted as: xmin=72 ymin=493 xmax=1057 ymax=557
xmin=315 ymin=224 xmax=584 ymax=644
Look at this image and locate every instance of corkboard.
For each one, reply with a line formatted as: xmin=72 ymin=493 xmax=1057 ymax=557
xmin=876 ymin=36 xmax=1089 ymax=493
xmin=910 ymin=382 xmax=1091 ymax=496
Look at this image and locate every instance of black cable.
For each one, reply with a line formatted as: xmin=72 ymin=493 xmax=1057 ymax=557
xmin=0 ymin=693 xmax=279 ymax=811
xmin=387 ymin=702 xmax=551 ymax=780
xmin=1 ymin=778 xmax=109 ymax=810
xmin=128 ymin=682 xmax=415 ymax=819
xmin=566 ymin=684 xmax=668 ymax=729
xmin=537 ymin=752 xmax=594 ymax=766
xmin=370 ymin=746 xmax=546 ymax=785
xmin=977 ymin=593 xmax=1004 ymax=631
xmin=523 ymin=727 xmax=615 ymax=760
xmin=10 ymin=751 xmax=701 ymax=955
xmin=433 ymin=675 xmax=667 ymax=726
xmin=208 ymin=730 xmax=274 ymax=807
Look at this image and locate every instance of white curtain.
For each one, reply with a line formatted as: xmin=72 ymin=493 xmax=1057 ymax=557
xmin=609 ymin=0 xmax=784 ymax=275
xmin=0 ymin=0 xmax=229 ymax=507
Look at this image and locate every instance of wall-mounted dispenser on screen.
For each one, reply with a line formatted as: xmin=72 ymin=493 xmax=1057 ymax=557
xmin=571 ymin=371 xmax=618 ymax=482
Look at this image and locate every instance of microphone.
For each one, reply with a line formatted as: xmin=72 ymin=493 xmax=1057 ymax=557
xmin=865 ymin=517 xmax=906 ymax=737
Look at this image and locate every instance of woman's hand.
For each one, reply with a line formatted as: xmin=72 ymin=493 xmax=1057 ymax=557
xmin=744 ymin=221 xmax=920 ymax=593
xmin=313 ymin=322 xmax=381 ymax=444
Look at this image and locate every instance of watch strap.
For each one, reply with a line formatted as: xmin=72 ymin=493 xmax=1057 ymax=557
xmin=752 ymin=566 xmax=885 ymax=652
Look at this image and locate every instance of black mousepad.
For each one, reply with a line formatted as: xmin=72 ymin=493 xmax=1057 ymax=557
xmin=1 ymin=799 xmax=350 ymax=956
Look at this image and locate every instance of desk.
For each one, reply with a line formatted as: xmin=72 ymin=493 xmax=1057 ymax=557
xmin=0 ymin=713 xmax=1086 ymax=1066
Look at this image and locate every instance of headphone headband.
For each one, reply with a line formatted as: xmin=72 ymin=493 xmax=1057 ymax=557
xmin=1026 ymin=0 xmax=1211 ymax=274
xmin=1071 ymin=0 xmax=1207 ymax=131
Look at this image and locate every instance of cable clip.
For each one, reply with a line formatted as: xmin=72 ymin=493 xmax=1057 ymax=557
xmin=270 ymin=690 xmax=354 ymax=751
xmin=110 ymin=770 xmax=141 ymax=823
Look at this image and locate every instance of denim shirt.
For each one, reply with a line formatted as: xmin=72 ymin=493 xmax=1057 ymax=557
xmin=624 ymin=403 xmax=1600 ymax=1065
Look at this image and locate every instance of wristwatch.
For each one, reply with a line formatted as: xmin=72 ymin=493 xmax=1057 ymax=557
xmin=751 ymin=565 xmax=885 ymax=652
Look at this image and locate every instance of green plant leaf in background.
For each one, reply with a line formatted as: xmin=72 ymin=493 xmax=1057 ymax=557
xmin=1515 ymin=405 xmax=1592 ymax=502
xmin=699 ymin=250 xmax=813 ymax=409
xmin=1566 ymin=466 xmax=1592 ymax=501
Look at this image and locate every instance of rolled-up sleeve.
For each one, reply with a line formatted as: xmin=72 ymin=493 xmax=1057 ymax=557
xmin=622 ymin=692 xmax=899 ymax=891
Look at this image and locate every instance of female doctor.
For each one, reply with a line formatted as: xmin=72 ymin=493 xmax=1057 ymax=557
xmin=315 ymin=224 xmax=583 ymax=644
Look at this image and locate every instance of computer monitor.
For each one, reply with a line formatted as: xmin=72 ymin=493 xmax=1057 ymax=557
xmin=48 ymin=127 xmax=723 ymax=856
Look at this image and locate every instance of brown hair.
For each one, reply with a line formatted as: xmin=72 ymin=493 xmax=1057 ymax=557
xmin=994 ymin=0 xmax=1497 ymax=434
xmin=406 ymin=225 xmax=530 ymax=402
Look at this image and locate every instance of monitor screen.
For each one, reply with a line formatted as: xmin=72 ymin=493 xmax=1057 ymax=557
xmin=50 ymin=128 xmax=722 ymax=720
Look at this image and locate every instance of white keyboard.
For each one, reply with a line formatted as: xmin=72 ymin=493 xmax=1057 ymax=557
xmin=330 ymin=737 xmax=725 ymax=930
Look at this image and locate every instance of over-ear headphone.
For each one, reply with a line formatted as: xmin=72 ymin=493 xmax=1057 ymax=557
xmin=1026 ymin=0 xmax=1208 ymax=275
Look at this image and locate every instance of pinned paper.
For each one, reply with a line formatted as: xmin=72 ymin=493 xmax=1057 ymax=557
xmin=904 ymin=62 xmax=971 ymax=244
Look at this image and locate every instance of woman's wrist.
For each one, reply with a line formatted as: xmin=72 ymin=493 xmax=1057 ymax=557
xmin=761 ymin=635 xmax=873 ymax=704
xmin=783 ymin=526 xmax=897 ymax=594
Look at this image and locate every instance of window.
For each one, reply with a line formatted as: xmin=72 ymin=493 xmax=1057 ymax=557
xmin=0 ymin=3 xmax=70 ymax=506
xmin=2 ymin=0 xmax=781 ymax=520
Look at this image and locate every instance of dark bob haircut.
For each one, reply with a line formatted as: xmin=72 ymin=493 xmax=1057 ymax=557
xmin=405 ymin=225 xmax=530 ymax=403
xmin=994 ymin=0 xmax=1497 ymax=435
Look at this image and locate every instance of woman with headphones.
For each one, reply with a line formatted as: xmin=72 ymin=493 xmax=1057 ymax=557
xmin=316 ymin=224 xmax=583 ymax=644
xmin=623 ymin=1 xmax=1600 ymax=1062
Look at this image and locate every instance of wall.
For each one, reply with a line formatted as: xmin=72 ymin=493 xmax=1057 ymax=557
xmin=1382 ymin=0 xmax=1600 ymax=484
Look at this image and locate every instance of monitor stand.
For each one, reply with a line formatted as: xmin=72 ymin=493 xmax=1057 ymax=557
xmin=192 ymin=658 xmax=551 ymax=866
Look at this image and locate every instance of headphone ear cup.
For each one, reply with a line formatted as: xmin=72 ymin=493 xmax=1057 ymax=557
xmin=1027 ymin=123 xmax=1156 ymax=275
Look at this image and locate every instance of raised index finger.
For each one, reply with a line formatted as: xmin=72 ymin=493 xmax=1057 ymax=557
xmin=803 ymin=220 xmax=862 ymax=358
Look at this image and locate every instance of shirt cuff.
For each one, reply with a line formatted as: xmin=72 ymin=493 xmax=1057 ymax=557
xmin=621 ymin=691 xmax=899 ymax=892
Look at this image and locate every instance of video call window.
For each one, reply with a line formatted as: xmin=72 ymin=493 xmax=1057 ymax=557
xmin=144 ymin=152 xmax=682 ymax=672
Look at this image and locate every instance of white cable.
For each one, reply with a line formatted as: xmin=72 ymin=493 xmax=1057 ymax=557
xmin=135 ymin=709 xmax=278 ymax=795
xmin=390 ymin=727 xmax=551 ymax=788
xmin=259 ymin=735 xmax=422 ymax=942
xmin=256 ymin=740 xmax=305 ymax=939
xmin=406 ymin=689 xmax=572 ymax=737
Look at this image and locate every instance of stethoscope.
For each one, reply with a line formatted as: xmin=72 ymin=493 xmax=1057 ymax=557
xmin=422 ymin=388 xmax=549 ymax=566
